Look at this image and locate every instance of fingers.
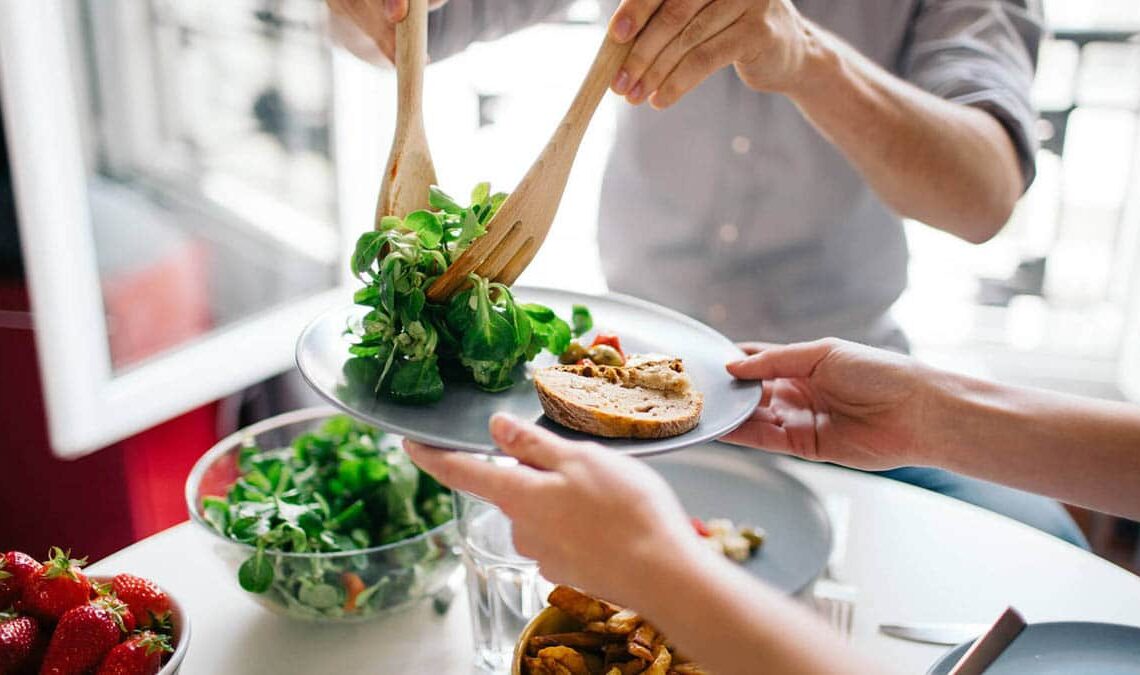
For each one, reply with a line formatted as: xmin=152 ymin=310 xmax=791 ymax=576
xmin=726 ymin=338 xmax=838 ymax=381
xmin=489 ymin=413 xmax=578 ymax=470
xmin=646 ymin=20 xmax=744 ymax=109
xmin=632 ymin=0 xmax=745 ymax=103
xmin=609 ymin=0 xmax=665 ymax=43
xmin=719 ymin=408 xmax=794 ymax=453
xmin=612 ymin=0 xmax=713 ymax=98
xmin=384 ymin=0 xmax=407 ymax=22
xmin=736 ymin=341 xmax=779 ymax=356
xmin=326 ymin=0 xmax=399 ymax=63
xmin=403 ymin=439 xmax=543 ymax=501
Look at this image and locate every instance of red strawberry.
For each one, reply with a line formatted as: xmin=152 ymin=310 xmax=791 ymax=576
xmin=108 ymin=576 xmax=169 ymax=630
xmin=38 ymin=599 xmax=128 ymax=675
xmin=0 ymin=553 xmax=42 ymax=611
xmin=0 ymin=615 xmax=41 ymax=674
xmin=20 ymin=550 xmax=90 ymax=622
xmin=95 ymin=596 xmax=135 ymax=635
xmin=93 ymin=631 xmax=171 ymax=675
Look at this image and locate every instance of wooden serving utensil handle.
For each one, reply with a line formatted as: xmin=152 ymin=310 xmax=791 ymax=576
xmin=559 ymin=36 xmax=633 ymax=143
xmin=377 ymin=0 xmax=436 ymax=222
xmin=394 ymin=0 xmax=429 ymax=131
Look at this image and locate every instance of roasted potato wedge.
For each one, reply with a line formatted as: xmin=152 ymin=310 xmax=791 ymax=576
xmin=537 ymin=646 xmax=591 ymax=675
xmin=604 ymin=609 xmax=642 ymax=634
xmin=644 ymin=644 xmax=671 ymax=675
xmin=549 ymin=586 xmax=621 ymax=623
xmin=530 ymin=632 xmax=618 ymax=653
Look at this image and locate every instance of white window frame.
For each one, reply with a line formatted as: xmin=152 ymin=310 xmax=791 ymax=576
xmin=0 ymin=0 xmax=388 ymax=458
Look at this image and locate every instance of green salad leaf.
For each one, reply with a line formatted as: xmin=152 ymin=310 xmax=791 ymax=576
xmin=348 ymin=183 xmax=591 ymax=403
xmin=202 ymin=416 xmax=456 ymax=618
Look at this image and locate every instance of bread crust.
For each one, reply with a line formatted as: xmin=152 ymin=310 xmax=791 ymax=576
xmin=533 ymin=361 xmax=703 ymax=439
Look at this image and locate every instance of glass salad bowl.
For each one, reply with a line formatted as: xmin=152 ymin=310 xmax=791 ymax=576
xmin=185 ymin=407 xmax=460 ymax=623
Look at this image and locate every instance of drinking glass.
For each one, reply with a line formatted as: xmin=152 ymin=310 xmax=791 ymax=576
xmin=455 ymin=489 xmax=551 ymax=673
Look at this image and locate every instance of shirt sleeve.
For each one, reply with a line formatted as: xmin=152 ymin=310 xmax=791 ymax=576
xmin=900 ymin=0 xmax=1045 ymax=191
xmin=428 ymin=0 xmax=577 ymax=62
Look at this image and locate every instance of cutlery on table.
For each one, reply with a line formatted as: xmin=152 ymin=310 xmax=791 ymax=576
xmin=425 ymin=35 xmax=634 ymax=302
xmin=879 ymin=622 xmax=989 ymax=646
xmin=377 ymin=0 xmax=437 ymax=221
xmin=947 ymin=607 xmax=1027 ymax=675
xmin=813 ymin=495 xmax=856 ymax=639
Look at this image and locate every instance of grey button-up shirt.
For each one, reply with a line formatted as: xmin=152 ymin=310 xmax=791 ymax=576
xmin=429 ymin=1 xmax=1042 ymax=349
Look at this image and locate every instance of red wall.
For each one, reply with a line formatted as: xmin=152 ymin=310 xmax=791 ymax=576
xmin=0 ymin=284 xmax=219 ymax=562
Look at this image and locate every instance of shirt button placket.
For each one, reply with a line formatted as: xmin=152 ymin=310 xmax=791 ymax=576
xmin=718 ymin=223 xmax=739 ymax=244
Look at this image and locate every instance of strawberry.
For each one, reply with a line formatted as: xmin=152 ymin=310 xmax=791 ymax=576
xmin=38 ymin=599 xmax=128 ymax=675
xmin=0 ymin=553 xmax=41 ymax=611
xmin=0 ymin=615 xmax=41 ymax=674
xmin=93 ymin=632 xmax=171 ymax=675
xmin=20 ymin=550 xmax=90 ymax=622
xmin=108 ymin=576 xmax=169 ymax=630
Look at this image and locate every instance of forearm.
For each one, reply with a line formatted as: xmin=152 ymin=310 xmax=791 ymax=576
xmin=633 ymin=546 xmax=878 ymax=675
xmin=786 ymin=24 xmax=1022 ymax=243
xmin=922 ymin=371 xmax=1140 ymax=520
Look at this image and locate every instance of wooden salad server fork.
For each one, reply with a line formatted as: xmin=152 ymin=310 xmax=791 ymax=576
xmin=376 ymin=0 xmax=437 ymax=222
xmin=425 ymin=36 xmax=634 ymax=302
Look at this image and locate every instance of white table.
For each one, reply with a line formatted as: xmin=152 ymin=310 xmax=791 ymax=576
xmin=89 ymin=459 xmax=1140 ymax=674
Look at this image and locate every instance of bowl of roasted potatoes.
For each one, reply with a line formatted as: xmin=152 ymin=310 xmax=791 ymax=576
xmin=513 ymin=585 xmax=707 ymax=675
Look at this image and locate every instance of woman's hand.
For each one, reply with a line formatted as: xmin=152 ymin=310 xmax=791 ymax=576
xmin=722 ymin=338 xmax=938 ymax=470
xmin=607 ymin=0 xmax=820 ymax=108
xmin=326 ymin=0 xmax=448 ymax=63
xmin=404 ymin=414 xmax=706 ymax=607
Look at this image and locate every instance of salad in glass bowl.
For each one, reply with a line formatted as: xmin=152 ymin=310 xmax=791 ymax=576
xmin=185 ymin=408 xmax=459 ymax=622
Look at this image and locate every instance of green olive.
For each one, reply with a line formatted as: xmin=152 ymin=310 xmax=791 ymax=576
xmin=586 ymin=344 xmax=624 ymax=366
xmin=559 ymin=341 xmax=588 ymax=364
xmin=740 ymin=526 xmax=766 ymax=551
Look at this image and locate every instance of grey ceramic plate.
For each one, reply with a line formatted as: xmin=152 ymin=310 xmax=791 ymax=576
xmin=296 ymin=287 xmax=761 ymax=456
xmin=647 ymin=443 xmax=831 ymax=595
xmin=928 ymin=622 xmax=1140 ymax=674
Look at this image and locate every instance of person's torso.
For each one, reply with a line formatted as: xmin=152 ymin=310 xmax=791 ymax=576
xmin=597 ymin=0 xmax=918 ymax=348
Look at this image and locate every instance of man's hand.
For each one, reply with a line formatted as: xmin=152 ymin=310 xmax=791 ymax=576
xmin=722 ymin=338 xmax=938 ymax=470
xmin=606 ymin=0 xmax=817 ymax=108
xmin=327 ymin=0 xmax=448 ymax=63
xmin=404 ymin=413 xmax=705 ymax=607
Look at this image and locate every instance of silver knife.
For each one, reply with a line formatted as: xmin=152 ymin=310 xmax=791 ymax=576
xmin=879 ymin=622 xmax=990 ymax=646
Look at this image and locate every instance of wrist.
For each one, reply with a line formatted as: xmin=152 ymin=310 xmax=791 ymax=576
xmin=626 ymin=537 xmax=719 ymax=616
xmin=783 ymin=21 xmax=845 ymax=102
xmin=917 ymin=367 xmax=1008 ymax=470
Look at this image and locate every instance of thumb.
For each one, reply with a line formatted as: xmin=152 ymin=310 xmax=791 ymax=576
xmin=726 ymin=339 xmax=837 ymax=381
xmin=385 ymin=0 xmax=409 ymax=23
xmin=489 ymin=414 xmax=575 ymax=469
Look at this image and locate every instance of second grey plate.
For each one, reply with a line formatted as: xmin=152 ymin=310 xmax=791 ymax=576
xmin=648 ymin=443 xmax=832 ymax=595
xmin=296 ymin=287 xmax=761 ymax=456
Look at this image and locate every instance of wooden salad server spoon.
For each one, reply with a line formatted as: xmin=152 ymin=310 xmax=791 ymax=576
xmin=425 ymin=35 xmax=634 ymax=302
xmin=376 ymin=0 xmax=437 ymax=222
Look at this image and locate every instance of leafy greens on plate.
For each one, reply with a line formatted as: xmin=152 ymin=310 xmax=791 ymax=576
xmin=201 ymin=415 xmax=457 ymax=620
xmin=348 ymin=183 xmax=590 ymax=403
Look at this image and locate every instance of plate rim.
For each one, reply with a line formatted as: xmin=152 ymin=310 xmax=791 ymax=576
xmin=295 ymin=286 xmax=762 ymax=456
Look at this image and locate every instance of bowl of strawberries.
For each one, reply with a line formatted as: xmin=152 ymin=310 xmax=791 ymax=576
xmin=0 ymin=547 xmax=189 ymax=675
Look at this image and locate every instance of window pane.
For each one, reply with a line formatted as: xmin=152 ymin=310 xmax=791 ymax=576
xmin=73 ymin=0 xmax=339 ymax=371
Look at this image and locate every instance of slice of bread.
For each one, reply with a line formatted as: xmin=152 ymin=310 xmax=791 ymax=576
xmin=533 ymin=356 xmax=703 ymax=439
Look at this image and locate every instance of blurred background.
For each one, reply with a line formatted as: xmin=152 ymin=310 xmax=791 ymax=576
xmin=1 ymin=0 xmax=1138 ymax=570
